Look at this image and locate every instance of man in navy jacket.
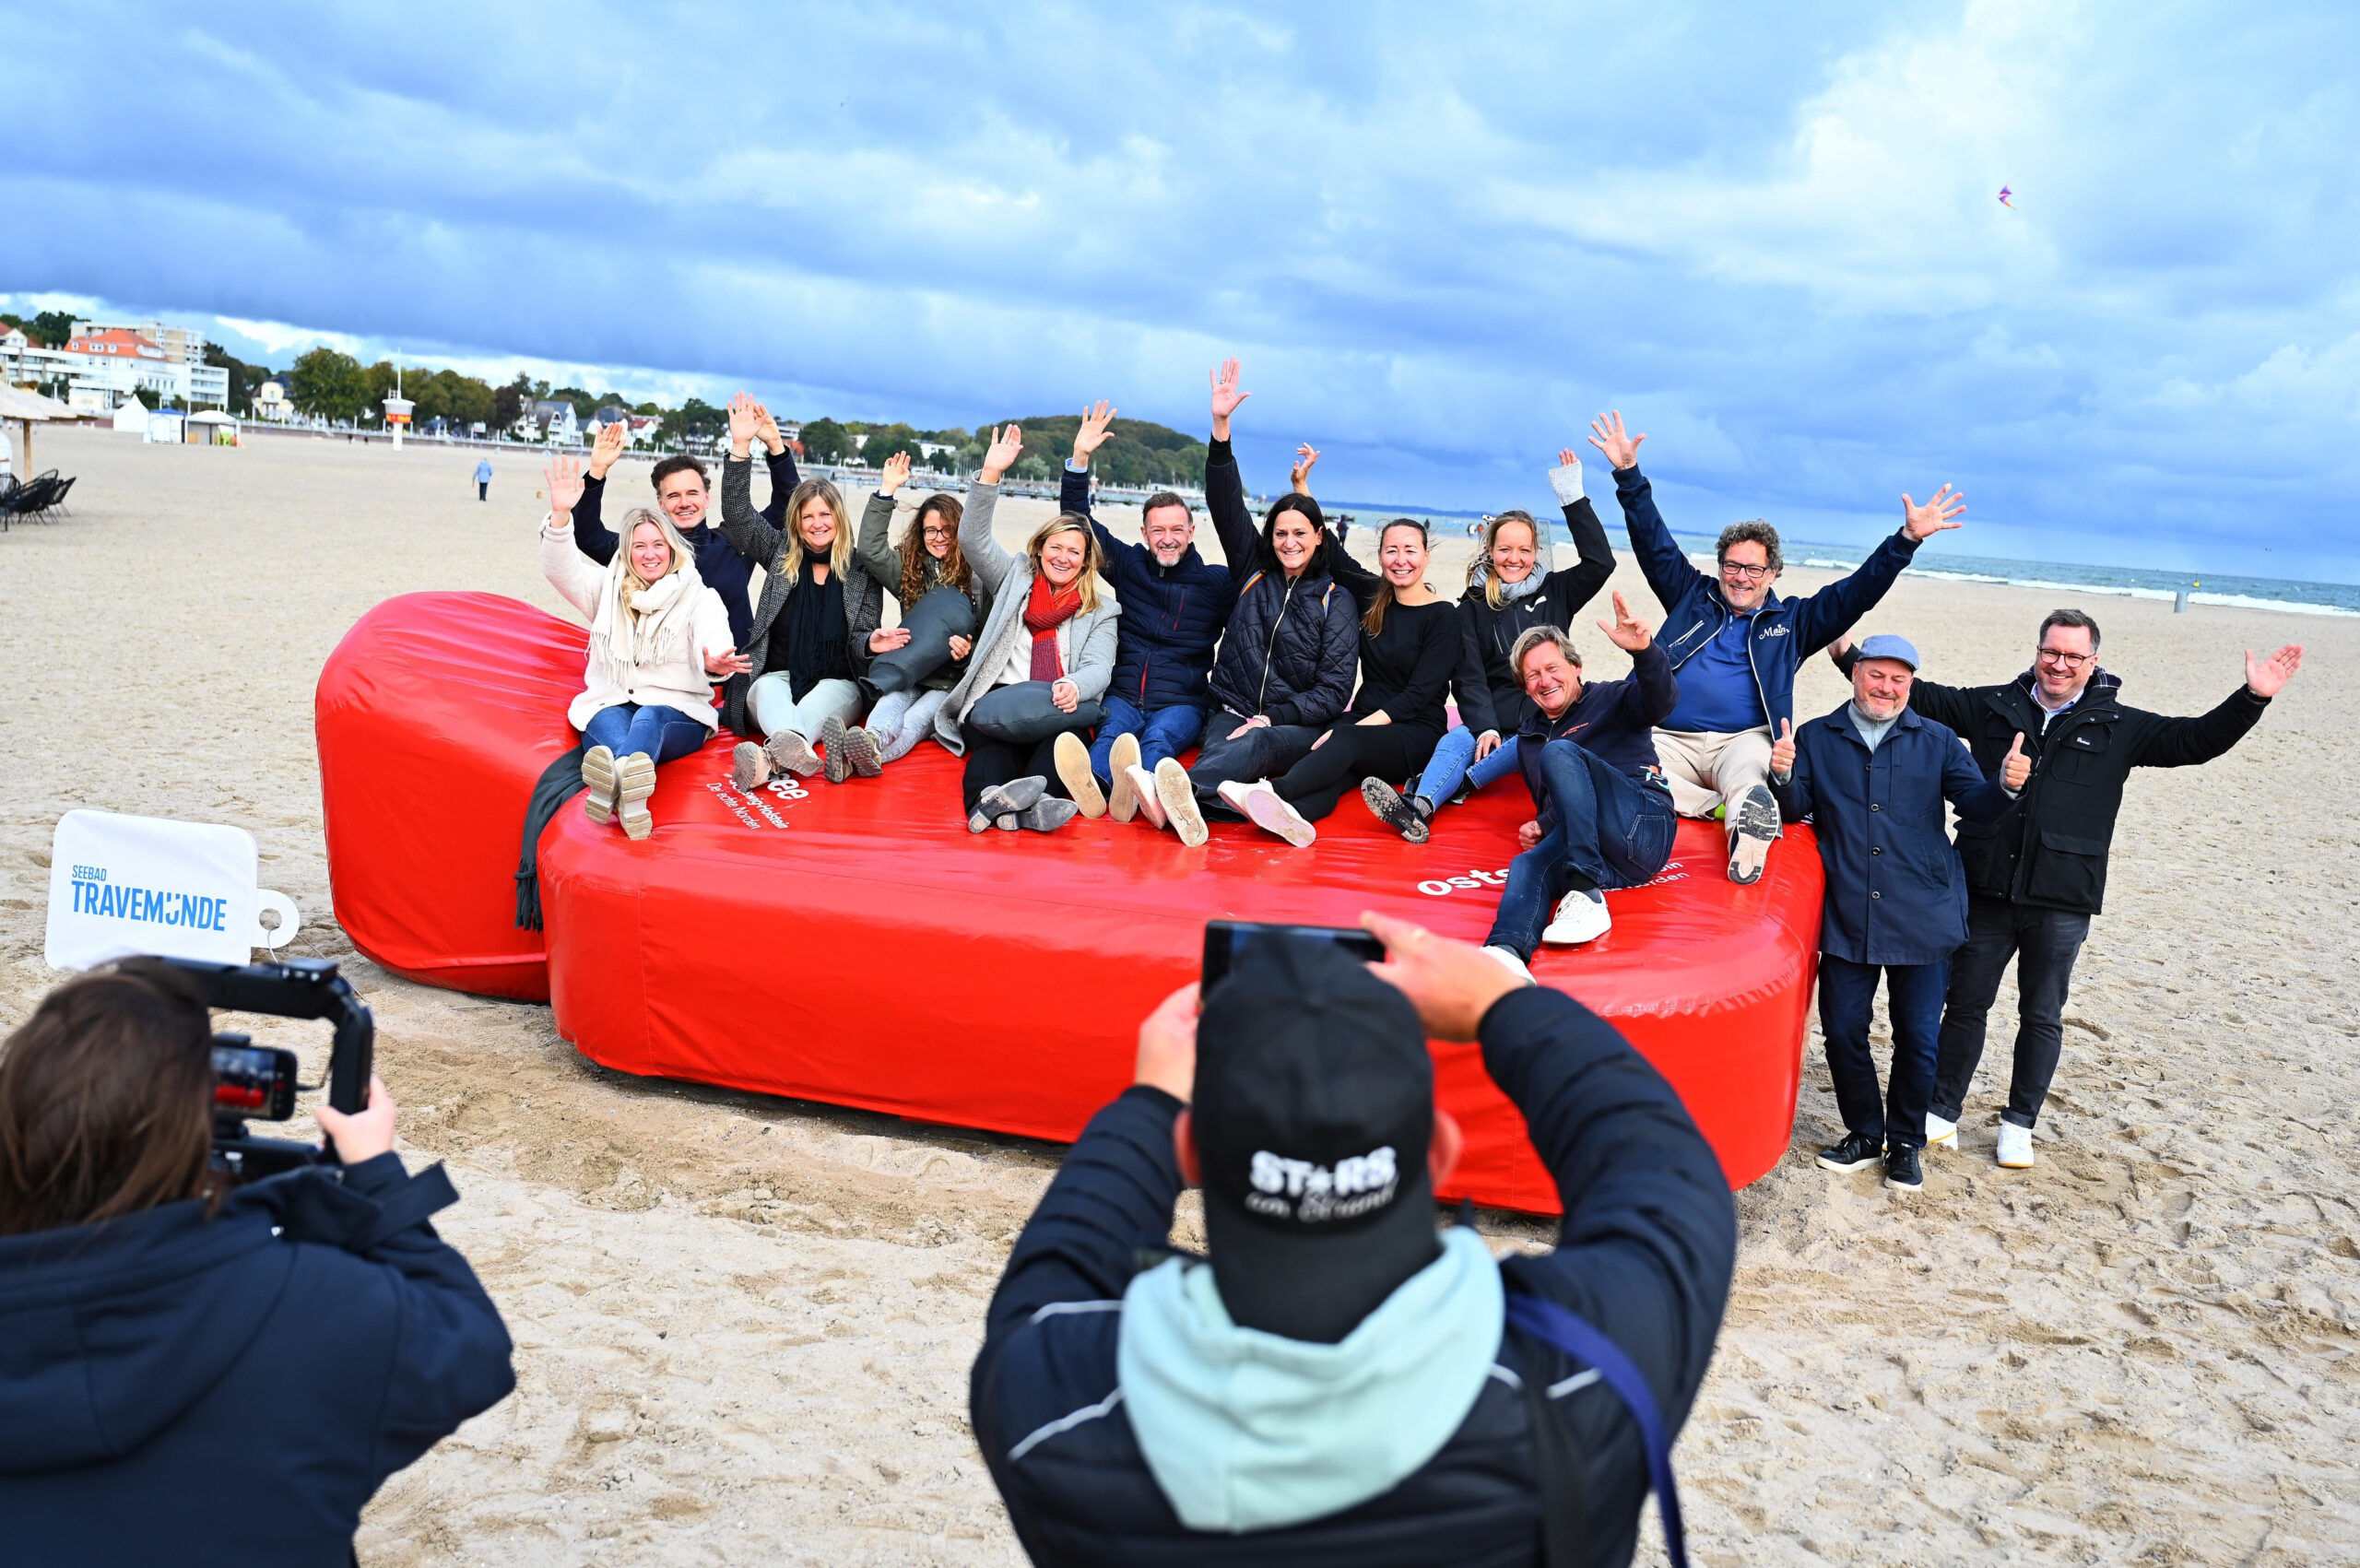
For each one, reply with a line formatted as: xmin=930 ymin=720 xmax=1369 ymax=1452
xmin=1769 ymin=634 xmax=2020 ymax=1193
xmin=970 ymin=916 xmax=1734 ymax=1567
xmin=1586 ymin=410 xmax=1965 ymax=888
xmin=1056 ymin=399 xmax=1239 ymax=821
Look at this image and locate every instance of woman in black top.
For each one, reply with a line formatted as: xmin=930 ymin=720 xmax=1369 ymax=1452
xmin=1222 ymin=518 xmax=1465 ymax=847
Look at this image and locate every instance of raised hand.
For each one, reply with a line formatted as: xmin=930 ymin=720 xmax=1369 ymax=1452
xmin=1209 ymin=358 xmax=1249 ymax=441
xmin=726 ymin=391 xmax=762 ymax=458
xmin=980 ymin=424 xmax=1022 ymax=484
xmin=2245 ymin=643 xmax=2304 ymax=698
xmin=1290 ymin=443 xmax=1321 ymax=495
xmin=1902 ymin=484 xmax=1966 ymax=541
xmin=1596 ymin=589 xmax=1653 ymax=651
xmin=879 ymin=451 xmax=912 ymax=495
xmin=1072 ymin=400 xmax=1117 ymax=466
xmin=1769 ymin=717 xmax=1796 ymax=777
xmin=1558 ymin=447 xmax=1582 ymax=468
xmin=543 ymin=454 xmax=584 ymax=522
xmin=1586 ymin=410 xmax=1645 ymax=470
xmin=753 ymin=402 xmax=785 ymax=456
xmin=703 ymin=646 xmax=753 ymax=678
xmin=588 ymin=417 xmax=628 ymax=479
xmin=2000 ymin=732 xmax=2031 ymax=790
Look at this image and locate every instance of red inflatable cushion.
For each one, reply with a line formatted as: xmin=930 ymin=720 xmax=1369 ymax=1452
xmin=316 ymin=593 xmax=589 ymax=1000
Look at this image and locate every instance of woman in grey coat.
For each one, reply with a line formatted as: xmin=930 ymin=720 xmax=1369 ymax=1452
xmin=935 ymin=426 xmax=1121 ymax=833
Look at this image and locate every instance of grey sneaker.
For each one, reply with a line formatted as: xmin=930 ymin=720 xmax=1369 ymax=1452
xmin=838 ymin=725 xmax=884 ymax=777
xmin=820 ymin=715 xmax=852 ymax=784
xmin=615 ymin=751 xmax=657 ymax=841
xmin=1727 ymin=784 xmax=1781 ymax=884
xmin=974 ymin=775 xmax=1049 ymax=831
xmin=1361 ymin=777 xmax=1430 ymax=843
xmin=581 ymin=745 xmax=620 ymax=825
xmin=1012 ymin=796 xmax=1080 ymax=832
xmin=765 ymin=728 xmax=823 ymax=779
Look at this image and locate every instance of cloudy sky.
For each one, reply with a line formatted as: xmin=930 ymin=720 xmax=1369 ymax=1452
xmin=6 ymin=1 xmax=2355 ymax=579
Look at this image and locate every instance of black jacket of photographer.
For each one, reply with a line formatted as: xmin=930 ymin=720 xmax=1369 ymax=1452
xmin=1840 ymin=650 xmax=2272 ymax=915
xmin=969 ymin=986 xmax=1737 ymax=1568
xmin=0 ymin=1153 xmax=515 ymax=1566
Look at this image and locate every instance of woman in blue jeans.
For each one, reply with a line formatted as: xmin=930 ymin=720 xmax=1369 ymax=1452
xmin=541 ymin=458 xmax=749 ymax=840
xmin=1363 ymin=452 xmax=1616 ymax=842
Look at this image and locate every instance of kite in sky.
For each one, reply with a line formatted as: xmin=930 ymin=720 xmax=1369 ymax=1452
xmin=1998 ymin=186 xmax=2015 ymax=207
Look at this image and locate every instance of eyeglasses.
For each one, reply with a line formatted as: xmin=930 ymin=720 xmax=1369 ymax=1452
xmin=1718 ymin=560 xmax=1773 ymax=580
xmin=922 ymin=524 xmax=954 ymax=537
xmin=2035 ymin=647 xmax=2095 ymax=667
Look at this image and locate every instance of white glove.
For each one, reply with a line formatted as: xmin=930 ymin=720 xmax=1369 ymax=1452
xmin=1547 ymin=459 xmax=1584 ymax=505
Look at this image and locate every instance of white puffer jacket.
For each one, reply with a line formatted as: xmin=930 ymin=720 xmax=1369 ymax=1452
xmin=541 ymin=519 xmax=734 ymax=733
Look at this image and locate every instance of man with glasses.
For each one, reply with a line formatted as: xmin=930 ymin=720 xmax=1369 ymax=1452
xmin=1831 ymin=610 xmax=2304 ymax=1169
xmin=1587 ymin=411 xmax=1965 ymax=883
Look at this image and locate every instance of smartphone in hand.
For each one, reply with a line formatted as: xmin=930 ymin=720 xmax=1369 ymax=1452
xmin=1201 ymin=920 xmax=1385 ymax=990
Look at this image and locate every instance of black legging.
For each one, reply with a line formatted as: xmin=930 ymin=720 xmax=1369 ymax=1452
xmin=960 ymin=720 xmax=1088 ymax=812
xmin=1271 ymin=721 xmax=1439 ymax=820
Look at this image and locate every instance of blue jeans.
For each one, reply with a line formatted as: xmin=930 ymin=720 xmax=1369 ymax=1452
xmin=1415 ymin=727 xmax=1523 ymax=808
xmin=1089 ymin=694 xmax=1207 ymax=784
xmin=1482 ymin=740 xmax=1676 ymax=959
xmin=1818 ymin=954 xmax=1950 ymax=1149
xmin=581 ymin=702 xmax=710 ymax=765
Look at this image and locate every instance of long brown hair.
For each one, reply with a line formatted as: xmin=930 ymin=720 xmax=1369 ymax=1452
xmin=899 ymin=494 xmax=971 ymax=607
xmin=1363 ymin=518 xmax=1431 ymax=635
xmin=1028 ymin=515 xmax=1107 ymax=615
xmin=780 ymin=477 xmax=856 ymax=580
xmin=0 ymin=960 xmax=222 ymax=1236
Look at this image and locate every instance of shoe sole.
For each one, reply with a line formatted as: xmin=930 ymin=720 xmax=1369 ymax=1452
xmin=820 ymin=716 xmax=851 ymax=784
xmin=1055 ymin=734 xmax=1106 ymax=817
xmin=1996 ymin=1152 xmax=2036 ymax=1169
xmin=840 ymin=725 xmax=883 ymax=778
xmin=1815 ymin=1150 xmax=1882 ymax=1173
xmin=1540 ymin=898 xmax=1611 ymax=945
xmin=1361 ymin=778 xmax=1429 ymax=843
xmin=1727 ymin=784 xmax=1779 ymax=884
xmin=1108 ymin=735 xmax=1141 ymax=821
xmin=1884 ymin=1172 xmax=1924 ymax=1192
xmin=730 ymin=742 xmax=768 ymax=792
xmin=616 ymin=753 xmax=656 ymax=841
xmin=1015 ymin=798 xmax=1080 ymax=832
xmin=1241 ymin=786 xmax=1316 ymax=848
xmin=767 ymin=730 xmax=823 ymax=778
xmin=1927 ymin=1129 xmax=1958 ymax=1149
xmin=975 ymin=777 xmax=1049 ymax=828
xmin=581 ymin=746 xmax=619 ymax=824
xmin=1158 ymin=760 xmax=1208 ymax=846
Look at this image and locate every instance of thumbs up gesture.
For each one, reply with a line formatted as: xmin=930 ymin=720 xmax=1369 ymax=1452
xmin=2001 ymin=732 xmax=2031 ymax=791
xmin=1769 ymin=716 xmax=1796 ymax=777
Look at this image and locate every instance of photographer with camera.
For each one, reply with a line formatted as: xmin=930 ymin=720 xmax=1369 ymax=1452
xmin=971 ymin=917 xmax=1736 ymax=1567
xmin=0 ymin=959 xmax=515 ymax=1564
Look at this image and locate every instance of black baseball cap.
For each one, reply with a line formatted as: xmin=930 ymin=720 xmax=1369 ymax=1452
xmin=1192 ymin=936 xmax=1441 ymax=1343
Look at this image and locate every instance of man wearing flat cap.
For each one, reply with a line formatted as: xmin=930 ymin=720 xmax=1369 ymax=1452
xmin=971 ymin=920 xmax=1736 ymax=1566
xmin=1769 ymin=634 xmax=2024 ymax=1193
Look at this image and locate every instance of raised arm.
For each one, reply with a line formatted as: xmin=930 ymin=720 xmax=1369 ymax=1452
xmin=537 ymin=456 xmax=605 ymax=619
xmin=1589 ymin=411 xmax=1710 ymax=613
xmin=1785 ymin=486 xmax=1958 ymax=653
xmin=716 ymin=395 xmax=788 ymax=565
xmin=1066 ymin=399 xmax=1133 ymax=560
xmin=854 ymin=465 xmax=903 ymax=591
xmin=960 ymin=425 xmax=1025 ymax=595
xmin=752 ymin=401 xmax=802 ymax=526
xmin=1598 ymin=593 xmax=1679 ymax=726
xmin=2128 ymin=647 xmax=2295 ymax=768
xmin=572 ymin=419 xmax=629 ymax=567
xmin=1202 ymin=360 xmax=1265 ymax=572
xmin=1545 ymin=450 xmax=1615 ymax=611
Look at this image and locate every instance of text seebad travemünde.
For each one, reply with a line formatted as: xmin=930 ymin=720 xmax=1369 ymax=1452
xmin=67 ymin=866 xmax=233 ymax=932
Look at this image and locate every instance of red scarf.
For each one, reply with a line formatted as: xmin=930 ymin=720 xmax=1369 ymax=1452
xmin=1023 ymin=572 xmax=1082 ymax=681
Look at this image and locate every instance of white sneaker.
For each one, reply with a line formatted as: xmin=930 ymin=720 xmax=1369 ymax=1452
xmin=1924 ymin=1112 xmax=1957 ymax=1149
xmin=1482 ymin=946 xmax=1536 ymax=985
xmin=1125 ymin=764 xmax=1168 ymax=830
xmin=1540 ymin=888 xmax=1611 ymax=945
xmin=1107 ymin=733 xmax=1143 ymax=821
xmin=1157 ymin=759 xmax=1209 ymax=846
xmin=1222 ymin=780 xmax=1316 ymax=848
xmin=1054 ymin=731 xmax=1105 ymax=818
xmin=1995 ymin=1121 xmax=2036 ymax=1169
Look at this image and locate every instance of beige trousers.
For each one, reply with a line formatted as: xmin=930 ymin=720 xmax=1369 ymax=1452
xmin=1651 ymin=725 xmax=1775 ymax=819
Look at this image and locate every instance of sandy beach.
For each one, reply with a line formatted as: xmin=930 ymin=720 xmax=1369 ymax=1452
xmin=4 ymin=424 xmax=2354 ymax=1565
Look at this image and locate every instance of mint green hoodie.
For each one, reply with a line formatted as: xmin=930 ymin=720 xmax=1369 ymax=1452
xmin=1115 ymin=1226 xmax=1503 ymax=1533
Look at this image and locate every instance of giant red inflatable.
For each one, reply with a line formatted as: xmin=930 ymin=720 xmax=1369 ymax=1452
xmin=320 ymin=593 xmax=1822 ymax=1208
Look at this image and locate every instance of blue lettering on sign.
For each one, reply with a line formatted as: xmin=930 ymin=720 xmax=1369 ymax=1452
xmin=73 ymin=877 xmax=229 ymax=931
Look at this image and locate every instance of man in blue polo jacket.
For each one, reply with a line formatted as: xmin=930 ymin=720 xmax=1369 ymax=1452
xmin=1054 ymin=398 xmax=1238 ymax=823
xmin=1769 ymin=633 xmax=2022 ymax=1193
xmin=1586 ymin=410 xmax=1966 ymax=887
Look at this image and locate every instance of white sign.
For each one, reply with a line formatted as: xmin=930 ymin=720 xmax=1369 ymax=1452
xmin=45 ymin=809 xmax=301 ymax=971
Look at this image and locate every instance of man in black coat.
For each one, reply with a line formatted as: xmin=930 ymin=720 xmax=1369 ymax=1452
xmin=970 ymin=916 xmax=1735 ymax=1568
xmin=1832 ymin=611 xmax=2304 ymax=1169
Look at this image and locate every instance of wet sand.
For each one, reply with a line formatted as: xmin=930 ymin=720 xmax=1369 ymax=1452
xmin=3 ymin=425 xmax=2354 ymax=1564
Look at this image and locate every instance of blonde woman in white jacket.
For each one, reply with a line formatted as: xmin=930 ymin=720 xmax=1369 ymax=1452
xmin=542 ymin=458 xmax=749 ymax=839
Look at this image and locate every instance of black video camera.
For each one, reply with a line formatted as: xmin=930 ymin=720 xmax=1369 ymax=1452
xmin=161 ymin=956 xmax=375 ymax=1184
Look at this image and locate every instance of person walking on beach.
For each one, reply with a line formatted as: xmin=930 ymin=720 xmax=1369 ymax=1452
xmin=970 ymin=917 xmax=1734 ymax=1566
xmin=1479 ymin=602 xmax=1679 ymax=973
xmin=474 ymin=456 xmax=492 ymax=501
xmin=1831 ymin=613 xmax=2304 ymax=1168
xmin=1586 ymin=411 xmax=1966 ymax=886
xmin=1769 ymin=634 xmax=2022 ymax=1193
xmin=1054 ymin=394 xmax=1238 ymax=822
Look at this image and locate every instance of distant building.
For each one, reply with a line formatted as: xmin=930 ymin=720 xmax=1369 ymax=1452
xmin=626 ymin=413 xmax=664 ymax=446
xmin=530 ymin=400 xmax=581 ymax=444
xmin=916 ymin=439 xmax=961 ymax=459
xmin=52 ymin=322 xmax=229 ymax=409
xmin=252 ymin=379 xmax=292 ymax=421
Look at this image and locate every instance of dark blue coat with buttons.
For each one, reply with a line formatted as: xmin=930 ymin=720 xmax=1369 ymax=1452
xmin=1771 ymin=703 xmax=2013 ymax=966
